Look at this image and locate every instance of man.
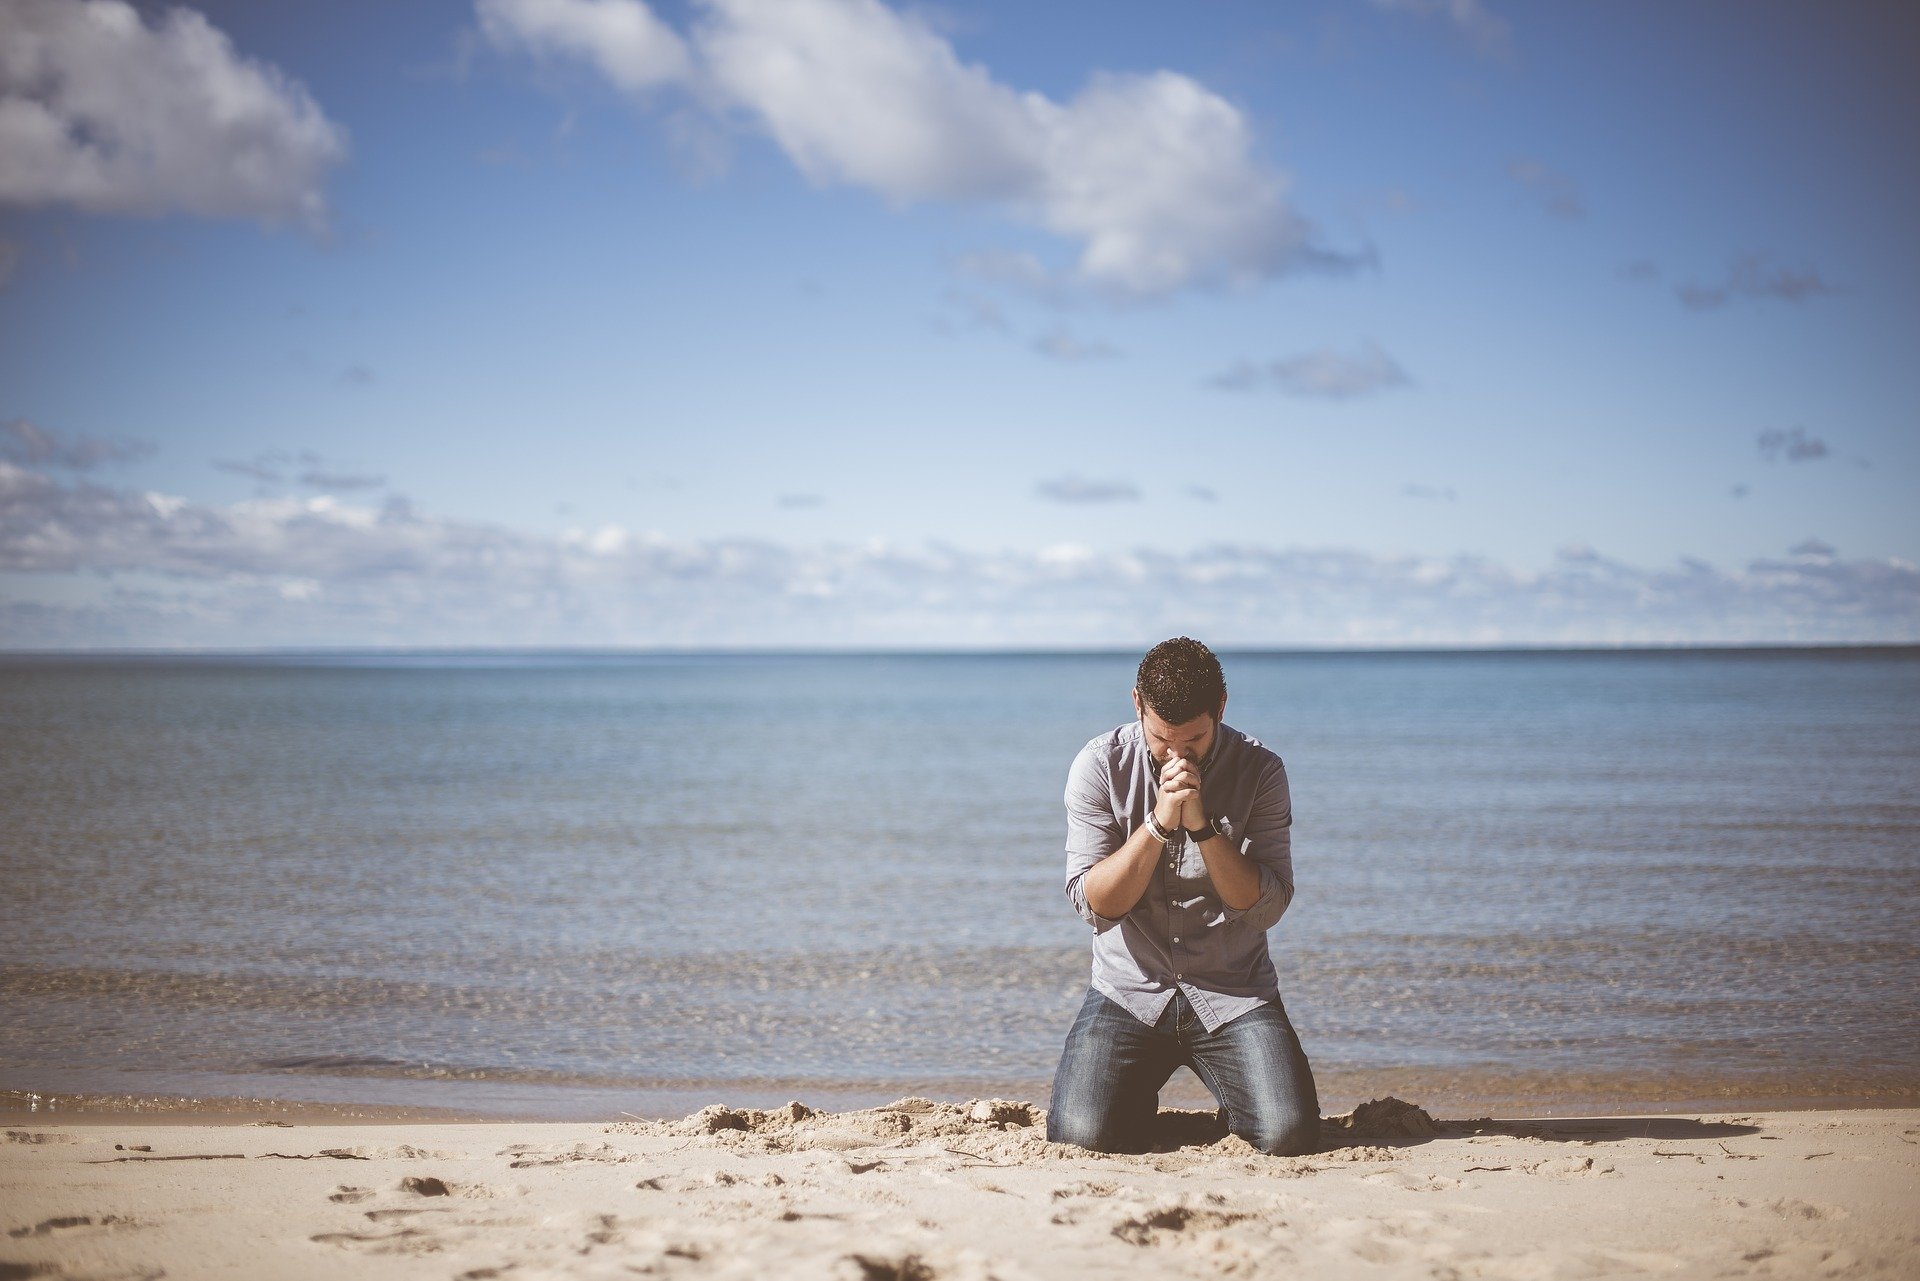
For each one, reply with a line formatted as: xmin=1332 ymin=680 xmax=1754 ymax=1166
xmin=1045 ymin=636 xmax=1319 ymax=1156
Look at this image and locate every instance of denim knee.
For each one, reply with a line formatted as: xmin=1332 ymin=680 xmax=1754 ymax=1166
xmin=1045 ymin=1106 xmax=1093 ymax=1149
xmin=1046 ymin=1104 xmax=1128 ymax=1153
xmin=1245 ymin=1110 xmax=1320 ymax=1157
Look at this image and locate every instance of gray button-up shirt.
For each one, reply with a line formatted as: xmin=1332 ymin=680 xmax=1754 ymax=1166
xmin=1062 ymin=718 xmax=1295 ymax=1033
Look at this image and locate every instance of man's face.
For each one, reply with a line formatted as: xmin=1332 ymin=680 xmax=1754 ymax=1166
xmin=1133 ymin=689 xmax=1221 ymax=770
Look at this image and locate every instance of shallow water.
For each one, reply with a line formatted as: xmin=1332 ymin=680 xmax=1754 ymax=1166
xmin=2 ymin=649 xmax=1915 ymax=1118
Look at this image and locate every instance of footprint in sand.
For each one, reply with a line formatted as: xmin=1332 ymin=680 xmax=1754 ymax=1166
xmin=309 ymin=1226 xmax=445 ymax=1255
xmin=7 ymin=1214 xmax=133 ymax=1238
xmin=364 ymin=1206 xmax=455 ymax=1223
xmin=3 ymin=1132 xmax=73 ymax=1145
xmin=1111 ymin=1202 xmax=1253 ymax=1246
xmin=841 ymin=1251 xmax=937 ymax=1280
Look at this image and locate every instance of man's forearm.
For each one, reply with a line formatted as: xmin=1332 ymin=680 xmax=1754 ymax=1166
xmin=1081 ymin=823 xmax=1165 ymax=920
xmin=1193 ymin=831 xmax=1261 ymax=911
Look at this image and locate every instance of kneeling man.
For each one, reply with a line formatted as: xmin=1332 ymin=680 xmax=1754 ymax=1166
xmin=1047 ymin=637 xmax=1319 ymax=1156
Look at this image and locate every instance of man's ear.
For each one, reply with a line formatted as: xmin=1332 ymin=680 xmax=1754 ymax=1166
xmin=1132 ymin=687 xmax=1143 ymax=717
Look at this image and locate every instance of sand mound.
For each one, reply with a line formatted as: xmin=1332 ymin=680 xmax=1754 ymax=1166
xmin=613 ymin=1096 xmax=1435 ymax=1164
xmin=1322 ymin=1096 xmax=1437 ymax=1140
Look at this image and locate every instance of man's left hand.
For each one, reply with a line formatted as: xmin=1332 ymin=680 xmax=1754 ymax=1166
xmin=1160 ymin=755 xmax=1205 ymax=830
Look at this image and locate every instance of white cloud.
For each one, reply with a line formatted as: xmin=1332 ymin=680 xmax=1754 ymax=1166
xmin=2 ymin=466 xmax=1916 ymax=648
xmin=696 ymin=0 xmax=1036 ymax=202
xmin=0 ymin=0 xmax=348 ymax=230
xmin=482 ymin=0 xmax=1353 ymax=298
xmin=476 ymin=0 xmax=690 ymax=92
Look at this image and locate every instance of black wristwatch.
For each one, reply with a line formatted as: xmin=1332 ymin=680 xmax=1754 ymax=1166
xmin=1187 ymin=815 xmax=1224 ymax=842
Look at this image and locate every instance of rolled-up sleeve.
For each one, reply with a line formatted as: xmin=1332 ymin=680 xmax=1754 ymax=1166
xmin=1063 ymin=744 xmax=1125 ymax=933
xmin=1219 ymin=758 xmax=1295 ymax=932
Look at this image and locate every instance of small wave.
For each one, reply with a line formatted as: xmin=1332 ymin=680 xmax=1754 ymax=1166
xmin=257 ymin=1054 xmax=418 ymax=1072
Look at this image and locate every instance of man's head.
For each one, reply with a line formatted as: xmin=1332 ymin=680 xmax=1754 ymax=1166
xmin=1132 ymin=636 xmax=1227 ymax=767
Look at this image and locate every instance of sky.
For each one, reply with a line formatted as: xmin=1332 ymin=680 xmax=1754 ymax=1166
xmin=1 ymin=0 xmax=1916 ymax=648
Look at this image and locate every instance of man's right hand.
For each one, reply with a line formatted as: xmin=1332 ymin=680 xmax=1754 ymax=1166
xmin=1155 ymin=756 xmax=1199 ymax=832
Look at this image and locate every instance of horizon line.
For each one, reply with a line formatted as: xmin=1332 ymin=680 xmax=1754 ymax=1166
xmin=3 ymin=641 xmax=1916 ymax=660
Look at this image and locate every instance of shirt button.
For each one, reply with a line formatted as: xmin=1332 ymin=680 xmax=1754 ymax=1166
xmin=1173 ymin=936 xmax=1181 ymax=943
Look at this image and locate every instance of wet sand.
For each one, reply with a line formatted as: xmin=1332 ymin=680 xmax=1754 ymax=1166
xmin=4 ymin=1097 xmax=1915 ymax=1279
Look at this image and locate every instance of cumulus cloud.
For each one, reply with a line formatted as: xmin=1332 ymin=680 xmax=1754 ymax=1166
xmin=1369 ymin=0 xmax=1512 ymax=60
xmin=2 ymin=418 xmax=151 ymax=470
xmin=2 ymin=466 xmax=1915 ymax=647
xmin=1032 ymin=328 xmax=1118 ymax=362
xmin=1678 ymin=254 xmax=1840 ymax=311
xmin=1035 ymin=476 xmax=1140 ymax=504
xmin=1790 ymin=537 xmax=1835 ymax=559
xmin=1210 ymin=341 xmax=1410 ymax=399
xmin=1506 ymin=157 xmax=1583 ymax=220
xmin=0 ymin=0 xmax=348 ymax=230
xmin=476 ymin=0 xmax=690 ymax=91
xmin=481 ymin=0 xmax=1356 ymax=298
xmin=1758 ymin=426 xmax=1828 ymax=463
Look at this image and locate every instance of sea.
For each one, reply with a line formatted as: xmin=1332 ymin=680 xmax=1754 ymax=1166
xmin=2 ymin=648 xmax=1915 ymax=1120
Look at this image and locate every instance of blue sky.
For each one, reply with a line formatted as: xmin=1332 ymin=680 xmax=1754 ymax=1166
xmin=1 ymin=0 xmax=1916 ymax=647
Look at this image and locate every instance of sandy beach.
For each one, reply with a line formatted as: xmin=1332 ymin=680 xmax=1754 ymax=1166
xmin=4 ymin=1097 xmax=1915 ymax=1280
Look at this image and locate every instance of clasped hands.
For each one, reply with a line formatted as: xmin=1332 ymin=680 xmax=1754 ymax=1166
xmin=1153 ymin=754 xmax=1204 ymax=833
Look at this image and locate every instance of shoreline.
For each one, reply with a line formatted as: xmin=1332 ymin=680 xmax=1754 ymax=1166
xmin=5 ymin=1097 xmax=1915 ymax=1279
xmin=6 ymin=1066 xmax=1914 ymax=1128
xmin=8 ymin=1081 xmax=1917 ymax=1129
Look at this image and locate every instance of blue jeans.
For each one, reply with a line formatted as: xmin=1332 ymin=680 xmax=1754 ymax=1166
xmin=1046 ymin=987 xmax=1320 ymax=1156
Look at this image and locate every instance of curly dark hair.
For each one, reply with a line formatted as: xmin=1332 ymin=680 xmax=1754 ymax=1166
xmin=1135 ymin=636 xmax=1226 ymax=725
